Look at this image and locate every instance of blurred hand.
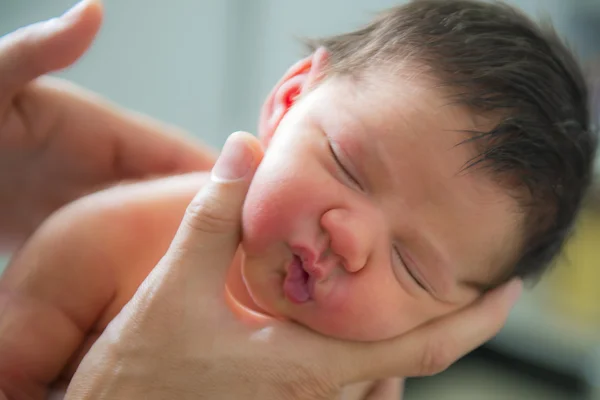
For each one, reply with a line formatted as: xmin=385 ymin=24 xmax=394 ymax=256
xmin=65 ymin=131 xmax=522 ymax=400
xmin=0 ymin=0 xmax=217 ymax=250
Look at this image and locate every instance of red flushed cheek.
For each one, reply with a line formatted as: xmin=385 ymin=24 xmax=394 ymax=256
xmin=242 ymin=175 xmax=326 ymax=254
xmin=242 ymin=184 xmax=302 ymax=253
xmin=242 ymin=199 xmax=287 ymax=254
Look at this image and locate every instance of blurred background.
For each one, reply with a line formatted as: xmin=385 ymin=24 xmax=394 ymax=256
xmin=1 ymin=0 xmax=600 ymax=398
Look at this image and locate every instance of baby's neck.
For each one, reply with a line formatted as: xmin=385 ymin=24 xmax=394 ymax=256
xmin=225 ymin=250 xmax=272 ymax=320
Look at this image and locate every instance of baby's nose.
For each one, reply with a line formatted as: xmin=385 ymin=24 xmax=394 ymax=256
xmin=320 ymin=208 xmax=372 ymax=273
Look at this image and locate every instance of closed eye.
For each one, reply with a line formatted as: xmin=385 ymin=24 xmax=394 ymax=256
xmin=394 ymin=246 xmax=427 ymax=291
xmin=328 ymin=139 xmax=362 ymax=189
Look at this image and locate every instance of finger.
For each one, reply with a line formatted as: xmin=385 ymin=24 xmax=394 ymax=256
xmin=159 ymin=132 xmax=263 ymax=296
xmin=337 ymin=278 xmax=523 ymax=383
xmin=0 ymin=0 xmax=102 ymax=99
xmin=33 ymin=77 xmax=219 ymax=175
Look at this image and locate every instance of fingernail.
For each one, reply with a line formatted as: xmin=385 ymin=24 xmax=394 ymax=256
xmin=211 ymin=132 xmax=254 ymax=182
xmin=505 ymin=279 xmax=523 ymax=306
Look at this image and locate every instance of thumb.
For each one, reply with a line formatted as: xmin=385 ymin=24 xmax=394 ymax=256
xmin=0 ymin=0 xmax=102 ymax=97
xmin=161 ymin=132 xmax=263 ymax=296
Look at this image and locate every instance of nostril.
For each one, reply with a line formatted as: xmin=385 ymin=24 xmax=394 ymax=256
xmin=317 ymin=247 xmax=355 ymax=274
xmin=317 ymin=247 xmax=331 ymax=264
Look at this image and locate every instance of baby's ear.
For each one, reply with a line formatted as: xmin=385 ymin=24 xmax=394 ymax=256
xmin=258 ymin=47 xmax=329 ymax=146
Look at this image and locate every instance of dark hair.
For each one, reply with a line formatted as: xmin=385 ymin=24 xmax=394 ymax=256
xmin=305 ymin=0 xmax=597 ymax=285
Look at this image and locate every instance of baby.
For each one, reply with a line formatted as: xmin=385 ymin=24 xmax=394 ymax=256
xmin=0 ymin=0 xmax=596 ymax=398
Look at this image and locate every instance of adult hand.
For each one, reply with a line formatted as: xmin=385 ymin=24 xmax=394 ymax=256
xmin=65 ymin=131 xmax=522 ymax=400
xmin=0 ymin=0 xmax=217 ymax=250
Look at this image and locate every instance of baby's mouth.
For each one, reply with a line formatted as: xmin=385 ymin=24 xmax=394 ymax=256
xmin=283 ymin=255 xmax=312 ymax=303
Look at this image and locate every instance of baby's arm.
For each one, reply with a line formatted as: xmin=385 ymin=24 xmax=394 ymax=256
xmin=0 ymin=172 xmax=207 ymax=396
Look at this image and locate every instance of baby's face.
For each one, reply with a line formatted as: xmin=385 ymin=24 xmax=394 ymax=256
xmin=240 ymin=74 xmax=521 ymax=341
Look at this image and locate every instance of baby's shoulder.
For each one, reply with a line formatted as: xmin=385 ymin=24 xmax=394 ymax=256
xmin=71 ymin=171 xmax=211 ymax=229
xmin=0 ymin=172 xmax=211 ymax=390
xmin=1 ymin=171 xmax=210 ymax=341
xmin=3 ymin=171 xmax=210 ymax=307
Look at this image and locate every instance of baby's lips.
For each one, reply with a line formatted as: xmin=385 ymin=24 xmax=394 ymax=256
xmin=283 ymin=256 xmax=311 ymax=304
xmin=291 ymin=245 xmax=329 ymax=280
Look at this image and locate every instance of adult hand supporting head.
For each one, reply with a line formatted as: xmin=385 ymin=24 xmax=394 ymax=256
xmin=0 ymin=0 xmax=217 ymax=250
xmin=65 ymin=131 xmax=522 ymax=400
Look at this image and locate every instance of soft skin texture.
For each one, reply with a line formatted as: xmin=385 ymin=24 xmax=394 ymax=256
xmin=238 ymin=50 xmax=523 ymax=341
xmin=0 ymin=171 xmax=395 ymax=399
xmin=0 ymin=52 xmax=521 ymax=398
xmin=60 ymin=133 xmax=522 ymax=400
xmin=0 ymin=1 xmax=525 ymax=398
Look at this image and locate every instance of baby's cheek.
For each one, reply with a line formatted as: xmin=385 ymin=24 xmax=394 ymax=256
xmin=242 ymin=177 xmax=315 ymax=254
xmin=242 ymin=192 xmax=293 ymax=254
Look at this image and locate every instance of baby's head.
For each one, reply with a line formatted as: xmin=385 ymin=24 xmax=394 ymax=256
xmin=237 ymin=0 xmax=596 ymax=341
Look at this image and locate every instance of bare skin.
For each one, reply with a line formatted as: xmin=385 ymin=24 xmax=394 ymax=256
xmin=0 ymin=2 xmax=522 ymax=398
xmin=1 ymin=170 xmax=398 ymax=399
xmin=61 ymin=132 xmax=522 ymax=399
